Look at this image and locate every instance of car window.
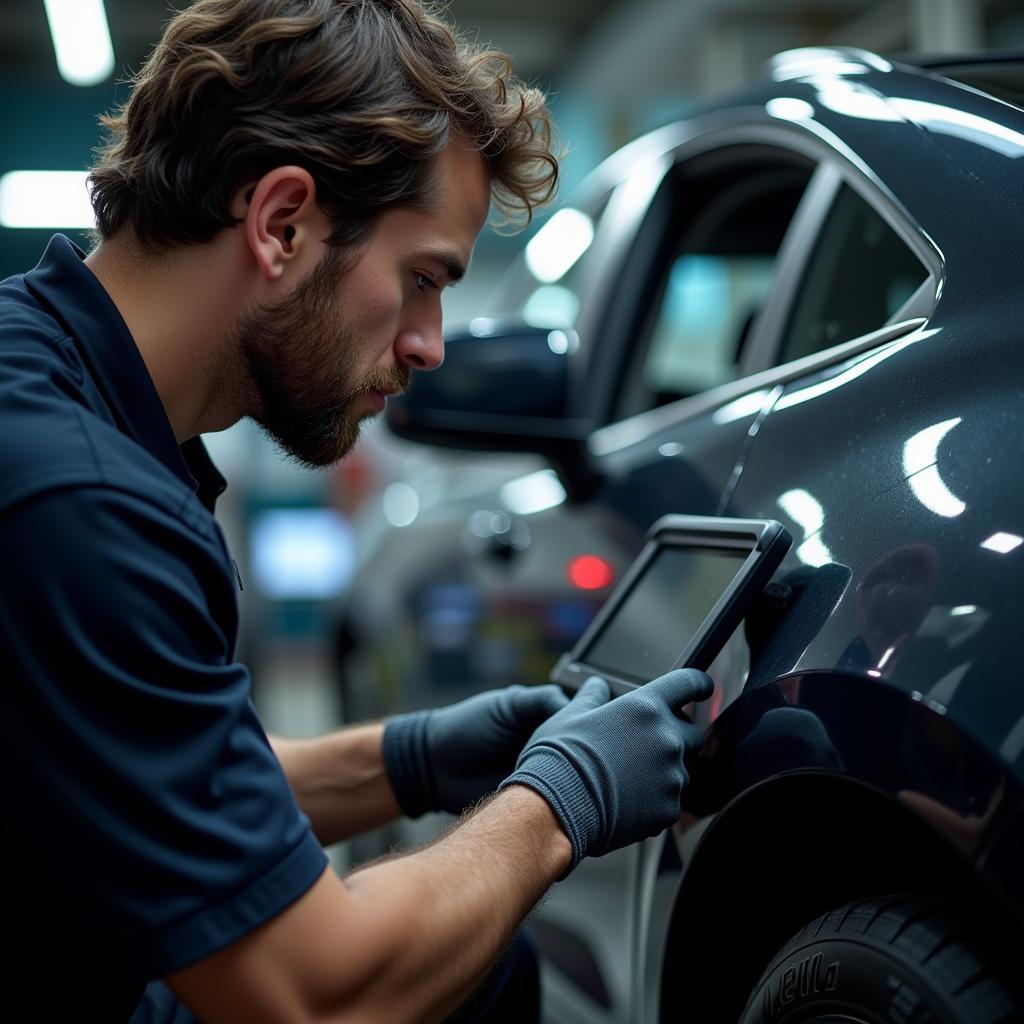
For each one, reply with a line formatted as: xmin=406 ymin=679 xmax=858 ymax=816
xmin=777 ymin=183 xmax=929 ymax=364
xmin=642 ymin=252 xmax=776 ymax=396
xmin=616 ymin=156 xmax=813 ymax=417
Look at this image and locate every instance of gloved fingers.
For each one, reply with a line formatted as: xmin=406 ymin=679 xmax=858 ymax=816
xmin=677 ymin=719 xmax=707 ymax=753
xmin=643 ymin=668 xmax=714 ymax=712
xmin=571 ymin=675 xmax=612 ymax=711
xmin=511 ymin=683 xmax=572 ymax=720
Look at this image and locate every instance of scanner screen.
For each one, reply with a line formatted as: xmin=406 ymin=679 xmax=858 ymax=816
xmin=582 ymin=546 xmax=748 ymax=683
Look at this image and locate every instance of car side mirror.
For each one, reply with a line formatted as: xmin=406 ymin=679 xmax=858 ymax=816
xmin=385 ymin=320 xmax=599 ymax=499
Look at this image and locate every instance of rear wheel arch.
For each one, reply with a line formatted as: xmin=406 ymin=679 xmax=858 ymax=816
xmin=656 ymin=772 xmax=1021 ymax=1023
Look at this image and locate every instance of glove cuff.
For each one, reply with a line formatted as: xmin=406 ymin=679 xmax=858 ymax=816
xmin=500 ymin=747 xmax=600 ymax=877
xmin=382 ymin=710 xmax=436 ymax=818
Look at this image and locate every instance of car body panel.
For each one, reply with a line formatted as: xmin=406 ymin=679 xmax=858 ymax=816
xmin=725 ymin=318 xmax=1024 ymax=777
xmin=640 ymin=670 xmax=1024 ymax=1023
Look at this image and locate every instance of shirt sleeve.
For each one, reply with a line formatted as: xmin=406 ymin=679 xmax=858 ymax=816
xmin=0 ymin=484 xmax=328 ymax=977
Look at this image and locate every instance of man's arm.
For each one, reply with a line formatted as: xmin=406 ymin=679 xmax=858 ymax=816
xmin=166 ymin=784 xmax=571 ymax=1024
xmin=173 ymin=670 xmax=712 ymax=1022
xmin=270 ymin=683 xmax=571 ymax=843
xmin=270 ymin=725 xmax=402 ymax=846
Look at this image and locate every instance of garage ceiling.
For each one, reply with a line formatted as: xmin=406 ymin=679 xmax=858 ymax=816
xmin=1 ymin=0 xmax=620 ymax=85
xmin=1 ymin=0 xmax=905 ymax=90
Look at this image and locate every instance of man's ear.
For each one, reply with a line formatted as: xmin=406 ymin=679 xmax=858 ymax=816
xmin=239 ymin=166 xmax=322 ymax=281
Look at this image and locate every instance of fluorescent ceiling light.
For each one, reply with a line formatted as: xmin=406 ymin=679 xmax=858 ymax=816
xmin=0 ymin=171 xmax=95 ymax=228
xmin=43 ymin=0 xmax=115 ymax=87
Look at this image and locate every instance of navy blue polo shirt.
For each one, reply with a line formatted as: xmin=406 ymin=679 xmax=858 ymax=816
xmin=0 ymin=236 xmax=327 ymax=1017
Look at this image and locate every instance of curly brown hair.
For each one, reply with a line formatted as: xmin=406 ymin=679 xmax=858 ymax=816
xmin=89 ymin=0 xmax=559 ymax=250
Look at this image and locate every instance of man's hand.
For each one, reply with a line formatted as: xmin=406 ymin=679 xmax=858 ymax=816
xmin=500 ymin=669 xmax=714 ymax=872
xmin=383 ymin=684 xmax=570 ymax=817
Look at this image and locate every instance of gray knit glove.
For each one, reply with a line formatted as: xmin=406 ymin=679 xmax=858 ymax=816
xmin=383 ymin=684 xmax=570 ymax=817
xmin=500 ymin=670 xmax=713 ymax=873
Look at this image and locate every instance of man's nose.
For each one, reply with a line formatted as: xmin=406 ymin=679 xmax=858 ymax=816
xmin=394 ymin=323 xmax=444 ymax=371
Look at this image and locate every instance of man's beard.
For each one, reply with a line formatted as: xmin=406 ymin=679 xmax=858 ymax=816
xmin=235 ymin=247 xmax=410 ymax=468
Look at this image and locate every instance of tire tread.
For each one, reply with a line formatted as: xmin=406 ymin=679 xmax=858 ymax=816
xmin=740 ymin=893 xmax=1019 ymax=1024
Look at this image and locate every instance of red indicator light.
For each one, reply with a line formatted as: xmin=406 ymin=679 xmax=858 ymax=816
xmin=567 ymin=554 xmax=615 ymax=590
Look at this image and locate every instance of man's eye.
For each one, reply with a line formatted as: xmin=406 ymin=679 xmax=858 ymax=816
xmin=414 ymin=273 xmax=436 ymax=293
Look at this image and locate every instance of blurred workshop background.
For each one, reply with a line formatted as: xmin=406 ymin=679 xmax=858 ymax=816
xmin=2 ymin=0 xmax=1022 ymax=784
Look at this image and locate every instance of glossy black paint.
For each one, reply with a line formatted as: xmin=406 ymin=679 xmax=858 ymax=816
xmin=699 ymin=673 xmax=1017 ymax=868
xmin=651 ymin=670 xmax=1024 ymax=1022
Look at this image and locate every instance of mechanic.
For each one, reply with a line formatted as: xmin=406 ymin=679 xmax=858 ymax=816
xmin=0 ymin=1 xmax=713 ymax=1021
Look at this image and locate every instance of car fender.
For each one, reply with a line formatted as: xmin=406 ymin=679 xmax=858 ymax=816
xmin=636 ymin=669 xmax=1024 ymax=1024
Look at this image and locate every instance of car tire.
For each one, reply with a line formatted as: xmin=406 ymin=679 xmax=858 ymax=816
xmin=738 ymin=894 xmax=1019 ymax=1024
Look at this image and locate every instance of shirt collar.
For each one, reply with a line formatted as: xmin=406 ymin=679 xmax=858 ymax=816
xmin=23 ymin=234 xmax=227 ymax=510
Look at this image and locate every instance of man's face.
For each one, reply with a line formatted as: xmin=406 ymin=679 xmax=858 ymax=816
xmin=237 ymin=141 xmax=490 ymax=467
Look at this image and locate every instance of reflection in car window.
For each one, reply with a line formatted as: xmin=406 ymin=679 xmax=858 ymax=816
xmin=779 ymin=184 xmax=928 ymax=364
xmin=643 ymin=253 xmax=776 ymax=396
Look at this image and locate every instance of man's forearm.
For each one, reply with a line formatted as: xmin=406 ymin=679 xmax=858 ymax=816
xmin=270 ymin=723 xmax=401 ymax=845
xmin=341 ymin=783 xmax=572 ymax=1021
xmin=167 ymin=783 xmax=572 ymax=1024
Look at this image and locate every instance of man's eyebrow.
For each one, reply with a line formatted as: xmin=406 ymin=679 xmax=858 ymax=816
xmin=421 ymin=250 xmax=466 ymax=282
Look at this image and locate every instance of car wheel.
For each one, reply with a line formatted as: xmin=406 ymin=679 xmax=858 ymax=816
xmin=739 ymin=894 xmax=1019 ymax=1023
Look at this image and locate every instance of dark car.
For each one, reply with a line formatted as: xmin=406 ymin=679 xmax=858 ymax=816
xmin=343 ymin=48 xmax=1024 ymax=1023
